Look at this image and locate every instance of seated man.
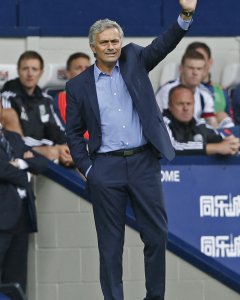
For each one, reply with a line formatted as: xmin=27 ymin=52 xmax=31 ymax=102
xmin=0 ymin=97 xmax=48 ymax=293
xmin=163 ymin=84 xmax=239 ymax=155
xmin=1 ymin=51 xmax=73 ymax=167
xmin=185 ymin=41 xmax=234 ymax=127
xmin=156 ymin=50 xmax=219 ymax=128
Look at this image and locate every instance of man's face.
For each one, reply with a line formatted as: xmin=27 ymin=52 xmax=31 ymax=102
xmin=67 ymin=57 xmax=90 ymax=79
xmin=18 ymin=58 xmax=43 ymax=92
xmin=180 ymin=58 xmax=205 ymax=89
xmin=90 ymin=27 xmax=122 ymax=72
xmin=169 ymin=88 xmax=195 ymax=123
xmin=195 ymin=47 xmax=213 ymax=81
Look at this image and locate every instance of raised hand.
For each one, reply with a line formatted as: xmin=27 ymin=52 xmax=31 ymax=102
xmin=179 ymin=0 xmax=197 ymax=12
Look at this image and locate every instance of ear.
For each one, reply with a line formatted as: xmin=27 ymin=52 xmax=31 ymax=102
xmin=209 ymin=57 xmax=213 ymax=68
xmin=90 ymin=44 xmax=96 ymax=54
xmin=39 ymin=69 xmax=44 ymax=78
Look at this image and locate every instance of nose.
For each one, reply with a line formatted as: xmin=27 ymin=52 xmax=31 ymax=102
xmin=27 ymin=68 xmax=33 ymax=76
xmin=107 ymin=42 xmax=114 ymax=50
xmin=192 ymin=69 xmax=197 ymax=75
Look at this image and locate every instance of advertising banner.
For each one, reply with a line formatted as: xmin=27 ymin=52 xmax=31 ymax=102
xmin=162 ymin=163 xmax=240 ymax=276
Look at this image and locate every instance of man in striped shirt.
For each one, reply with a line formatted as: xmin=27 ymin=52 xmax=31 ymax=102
xmin=1 ymin=51 xmax=73 ymax=167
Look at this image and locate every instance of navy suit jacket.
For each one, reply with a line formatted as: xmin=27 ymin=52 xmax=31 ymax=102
xmin=66 ymin=21 xmax=187 ymax=175
xmin=0 ymin=130 xmax=48 ymax=232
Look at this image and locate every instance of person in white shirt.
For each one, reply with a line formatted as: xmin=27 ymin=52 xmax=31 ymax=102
xmin=156 ymin=49 xmax=219 ymax=128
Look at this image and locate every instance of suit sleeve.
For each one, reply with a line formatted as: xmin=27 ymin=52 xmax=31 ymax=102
xmin=65 ymin=82 xmax=92 ymax=175
xmin=2 ymin=132 xmax=49 ymax=178
xmin=142 ymin=22 xmax=186 ymax=72
xmin=24 ymin=156 xmax=49 ymax=174
xmin=0 ymin=160 xmax=29 ymax=188
xmin=14 ymin=129 xmax=50 ymax=172
xmin=19 ymin=143 xmax=50 ymax=174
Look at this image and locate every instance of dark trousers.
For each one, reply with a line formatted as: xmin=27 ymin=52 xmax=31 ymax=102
xmin=0 ymin=231 xmax=29 ymax=293
xmin=87 ymin=148 xmax=168 ymax=300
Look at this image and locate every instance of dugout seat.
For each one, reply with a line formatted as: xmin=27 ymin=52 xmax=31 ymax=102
xmin=158 ymin=61 xmax=179 ymax=89
xmin=220 ymin=63 xmax=240 ymax=88
xmin=220 ymin=63 xmax=240 ymax=99
xmin=40 ymin=63 xmax=67 ymax=98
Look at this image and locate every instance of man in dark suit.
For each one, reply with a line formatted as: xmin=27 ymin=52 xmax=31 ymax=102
xmin=66 ymin=1 xmax=197 ymax=299
xmin=0 ymin=98 xmax=48 ymax=293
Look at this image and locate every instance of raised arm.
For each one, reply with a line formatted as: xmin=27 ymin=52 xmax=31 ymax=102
xmin=141 ymin=0 xmax=198 ymax=72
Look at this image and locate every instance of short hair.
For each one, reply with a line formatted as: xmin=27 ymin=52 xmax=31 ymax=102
xmin=17 ymin=50 xmax=44 ymax=70
xmin=181 ymin=50 xmax=205 ymax=65
xmin=88 ymin=18 xmax=124 ymax=46
xmin=185 ymin=41 xmax=211 ymax=59
xmin=66 ymin=52 xmax=90 ymax=71
xmin=168 ymin=84 xmax=194 ymax=106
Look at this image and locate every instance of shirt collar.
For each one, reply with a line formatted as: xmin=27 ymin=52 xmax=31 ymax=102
xmin=94 ymin=61 xmax=120 ymax=82
xmin=12 ymin=78 xmax=42 ymax=98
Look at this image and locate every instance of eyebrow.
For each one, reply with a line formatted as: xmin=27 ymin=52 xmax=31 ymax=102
xmin=99 ymin=38 xmax=120 ymax=42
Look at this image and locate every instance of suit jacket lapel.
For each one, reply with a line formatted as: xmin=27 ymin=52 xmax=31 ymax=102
xmin=119 ymin=53 xmax=128 ymax=84
xmin=85 ymin=66 xmax=101 ymax=127
xmin=119 ymin=56 xmax=140 ymax=111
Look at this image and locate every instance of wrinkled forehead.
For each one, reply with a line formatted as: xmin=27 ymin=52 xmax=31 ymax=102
xmin=96 ymin=27 xmax=121 ymax=40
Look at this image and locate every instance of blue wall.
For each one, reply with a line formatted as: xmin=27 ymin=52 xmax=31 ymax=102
xmin=0 ymin=0 xmax=239 ymax=37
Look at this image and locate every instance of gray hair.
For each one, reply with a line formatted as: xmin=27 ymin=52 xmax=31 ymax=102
xmin=88 ymin=19 xmax=124 ymax=46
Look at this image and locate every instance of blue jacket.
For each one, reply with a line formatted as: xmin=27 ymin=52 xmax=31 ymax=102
xmin=66 ymin=22 xmax=186 ymax=175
